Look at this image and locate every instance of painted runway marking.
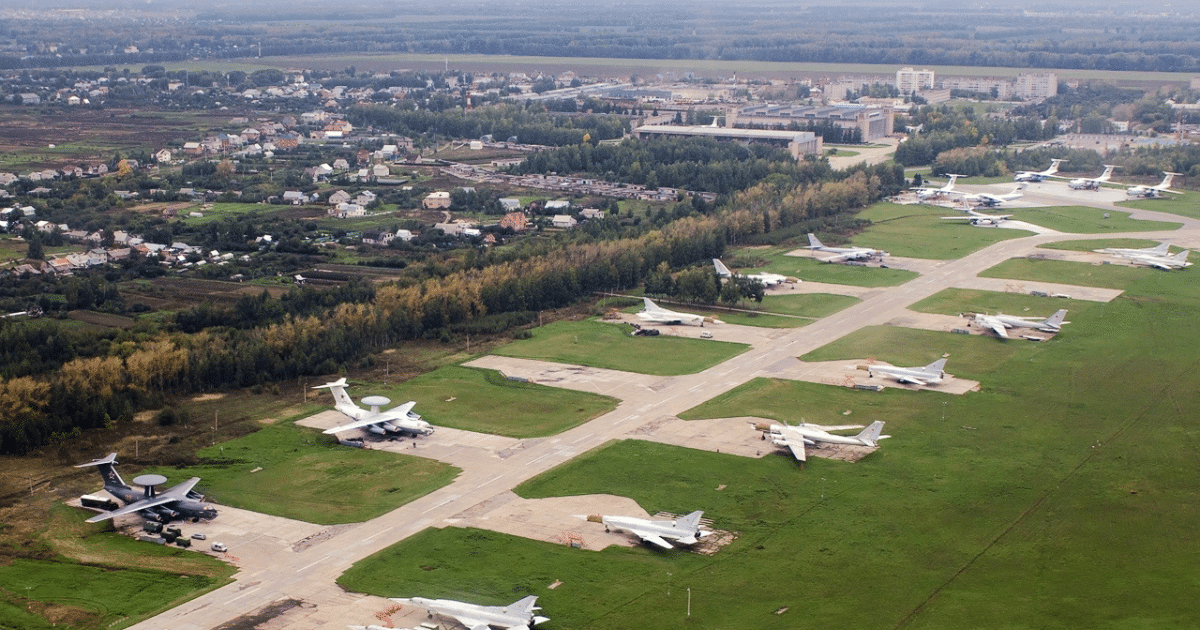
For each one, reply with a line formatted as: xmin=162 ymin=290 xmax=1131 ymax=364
xmin=226 ymin=587 xmax=261 ymax=604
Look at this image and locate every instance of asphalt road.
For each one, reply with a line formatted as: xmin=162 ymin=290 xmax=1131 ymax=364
xmin=126 ymin=186 xmax=1200 ymax=630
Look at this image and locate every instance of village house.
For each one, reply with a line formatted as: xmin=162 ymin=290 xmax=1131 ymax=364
xmin=423 ymin=191 xmax=452 ymax=209
xmin=552 ymin=215 xmax=578 ymax=229
xmin=499 ymin=212 xmax=528 ymax=232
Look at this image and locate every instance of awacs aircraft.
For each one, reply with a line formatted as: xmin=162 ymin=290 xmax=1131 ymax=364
xmin=1097 ymin=242 xmax=1171 ymax=258
xmin=389 ymin=595 xmax=549 ymax=630
xmin=755 ymin=420 xmax=889 ymax=462
xmin=1125 ymin=249 xmax=1192 ymax=270
xmin=314 ymin=378 xmax=434 ymax=436
xmin=955 ymin=183 xmax=1026 ymax=208
xmin=1063 ymin=165 xmax=1117 ymax=190
xmin=868 ymin=357 xmax=948 ymax=386
xmin=972 ymin=309 xmax=1068 ymax=339
xmin=75 ymin=453 xmax=216 ymax=523
xmin=636 ymin=297 xmax=713 ymax=326
xmin=1124 ymin=172 xmax=1182 ymax=198
xmin=602 ymin=510 xmax=711 ymax=549
xmin=1014 ymin=158 xmax=1066 ymax=182
xmin=913 ymin=174 xmax=966 ymax=201
xmin=712 ymin=258 xmax=795 ymax=287
xmin=806 ymin=233 xmax=887 ymax=263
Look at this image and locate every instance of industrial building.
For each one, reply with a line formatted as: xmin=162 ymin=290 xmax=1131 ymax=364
xmin=726 ymin=103 xmax=894 ymax=142
xmin=632 ymin=125 xmax=823 ymax=158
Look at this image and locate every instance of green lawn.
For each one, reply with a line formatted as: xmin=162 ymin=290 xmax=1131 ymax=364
xmin=1013 ymin=206 xmax=1179 ymax=233
xmin=333 ymin=260 xmax=1200 ymax=629
xmin=491 ymin=320 xmax=749 ymax=376
xmin=851 ymin=202 xmax=1029 ymax=259
xmin=1117 ymin=192 xmax=1200 ymax=220
xmin=909 ymin=288 xmax=1090 ymax=321
xmin=147 ymin=419 xmax=460 ymax=524
xmin=729 ymin=246 xmax=918 ymax=286
xmin=979 ymin=257 xmax=1166 ymax=291
xmin=341 ymin=366 xmax=618 ymax=437
xmin=1036 ymin=237 xmax=1172 ymax=252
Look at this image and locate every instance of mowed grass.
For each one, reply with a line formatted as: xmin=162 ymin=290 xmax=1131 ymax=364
xmin=0 ymin=504 xmax=235 ymax=630
xmin=1013 ymin=206 xmax=1179 ymax=233
xmin=491 ymin=320 xmax=748 ymax=375
xmin=1036 ymin=237 xmax=1170 ymax=252
xmin=852 ymin=202 xmax=1028 ymax=259
xmin=1117 ymin=192 xmax=1200 ymax=220
xmin=979 ymin=257 xmax=1170 ymax=291
xmin=909 ymin=288 xmax=1089 ymax=320
xmin=342 ymin=366 xmax=618 ymax=437
xmin=337 ymin=262 xmax=1200 ymax=629
xmin=729 ymin=246 xmax=917 ymax=286
xmin=148 ymin=420 xmax=460 ymax=524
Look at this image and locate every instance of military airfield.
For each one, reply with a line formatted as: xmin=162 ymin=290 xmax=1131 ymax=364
xmin=69 ymin=177 xmax=1200 ymax=630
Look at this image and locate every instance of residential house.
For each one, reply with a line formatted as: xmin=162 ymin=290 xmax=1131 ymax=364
xmin=499 ymin=212 xmax=528 ymax=232
xmin=328 ymin=190 xmax=352 ymax=205
xmin=545 ymin=200 xmax=571 ymax=212
xmin=362 ymin=230 xmax=394 ymax=246
xmin=580 ymin=208 xmax=605 ymax=220
xmin=423 ymin=191 xmax=452 ymax=209
xmin=282 ymin=191 xmax=307 ymax=204
xmin=552 ymin=215 xmax=578 ymax=229
xmin=499 ymin=198 xmax=522 ymax=211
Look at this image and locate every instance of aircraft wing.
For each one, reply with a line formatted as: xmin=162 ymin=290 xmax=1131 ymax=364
xmin=809 ymin=424 xmax=865 ymax=431
xmin=322 ymin=416 xmax=385 ymax=434
xmin=818 ymin=253 xmax=851 ymax=263
xmin=784 ymin=439 xmax=807 ymax=461
xmin=454 ymin=617 xmax=492 ymax=630
xmin=982 ymin=319 xmax=1009 ymax=339
xmin=85 ymin=494 xmax=178 ymax=523
xmin=383 ymin=401 xmax=416 ymax=417
xmin=632 ymin=531 xmax=676 ymax=549
xmin=162 ymin=477 xmax=202 ymax=499
xmin=895 ymin=375 xmax=928 ymax=386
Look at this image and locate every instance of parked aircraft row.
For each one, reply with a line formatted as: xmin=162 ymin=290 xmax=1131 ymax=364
xmin=1014 ymin=160 xmax=1182 ymax=197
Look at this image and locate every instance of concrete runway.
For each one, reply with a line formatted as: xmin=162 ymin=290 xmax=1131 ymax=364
xmin=124 ymin=187 xmax=1200 ymax=630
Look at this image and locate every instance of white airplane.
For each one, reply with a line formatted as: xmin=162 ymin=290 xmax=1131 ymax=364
xmin=913 ymin=174 xmax=966 ymax=201
xmin=712 ymin=258 xmax=796 ymax=287
xmin=1124 ymin=172 xmax=1182 ymax=198
xmin=868 ymin=357 xmax=948 ymax=386
xmin=313 ymin=378 xmax=434 ymax=436
xmin=806 ymin=233 xmax=887 ymax=263
xmin=601 ymin=510 xmax=711 ymax=549
xmin=1014 ymin=158 xmax=1066 ymax=182
xmin=1096 ymin=242 xmax=1171 ymax=258
xmin=389 ymin=595 xmax=549 ymax=630
xmin=971 ymin=309 xmax=1068 ymax=339
xmin=941 ymin=206 xmax=1013 ymax=226
xmin=636 ymin=297 xmax=713 ymax=326
xmin=1125 ymin=249 xmax=1192 ymax=270
xmin=954 ymin=183 xmax=1026 ymax=208
xmin=755 ymin=420 xmax=890 ymax=462
xmin=1063 ymin=165 xmax=1117 ymax=190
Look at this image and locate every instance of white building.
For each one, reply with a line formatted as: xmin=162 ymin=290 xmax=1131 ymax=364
xmin=896 ymin=67 xmax=936 ymax=94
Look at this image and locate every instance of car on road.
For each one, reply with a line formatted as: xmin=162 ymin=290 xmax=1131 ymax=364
xmin=191 ymin=533 xmax=206 ymax=540
xmin=210 ymin=542 xmax=227 ymax=552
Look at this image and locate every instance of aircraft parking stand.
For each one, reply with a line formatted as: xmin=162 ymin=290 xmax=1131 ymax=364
xmin=464 ymin=355 xmax=665 ymax=397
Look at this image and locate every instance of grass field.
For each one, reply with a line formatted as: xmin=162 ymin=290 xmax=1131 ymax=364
xmin=728 ymin=246 xmax=917 ymax=286
xmin=337 ymin=259 xmax=1200 ymax=629
xmin=852 ymin=202 xmax=1028 ymax=259
xmin=1117 ymin=192 xmax=1200 ymax=220
xmin=0 ymin=505 xmax=234 ymax=630
xmin=336 ymin=366 xmax=618 ymax=437
xmin=1012 ymin=206 xmax=1179 ymax=233
xmin=978 ymin=257 xmax=1164 ymax=291
xmin=909 ymin=288 xmax=1091 ymax=322
xmin=1036 ymin=237 xmax=1170 ymax=252
xmin=491 ymin=319 xmax=748 ymax=376
xmin=147 ymin=419 xmax=460 ymax=524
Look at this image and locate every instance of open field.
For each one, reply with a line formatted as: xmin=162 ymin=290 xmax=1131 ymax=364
xmin=1036 ymin=237 xmax=1170 ymax=252
xmin=909 ymin=288 xmax=1096 ymax=321
xmin=149 ymin=53 xmax=1196 ymax=85
xmin=851 ymin=202 xmax=1029 ymax=259
xmin=491 ymin=319 xmax=748 ymax=376
xmin=333 ymin=260 xmax=1200 ymax=629
xmin=336 ymin=366 xmax=618 ymax=438
xmin=978 ymin=258 xmax=1160 ymax=291
xmin=146 ymin=419 xmax=460 ymax=525
xmin=1117 ymin=193 xmax=1200 ymax=220
xmin=730 ymin=246 xmax=917 ymax=286
xmin=1013 ymin=206 xmax=1179 ymax=233
xmin=0 ymin=505 xmax=234 ymax=630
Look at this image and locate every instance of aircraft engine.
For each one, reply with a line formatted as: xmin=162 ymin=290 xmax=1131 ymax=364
xmin=367 ymin=424 xmax=388 ymax=435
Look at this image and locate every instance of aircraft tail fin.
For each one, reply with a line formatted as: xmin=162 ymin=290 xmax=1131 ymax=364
xmin=855 ymin=421 xmax=887 ymax=446
xmin=676 ymin=510 xmax=704 ymax=530
xmin=1047 ymin=158 xmax=1065 ymax=174
xmin=924 ymin=358 xmax=949 ymax=375
xmin=642 ymin=297 xmax=662 ymax=312
xmin=313 ymin=378 xmax=355 ymax=411
xmin=506 ymin=595 xmax=540 ymax=616
xmin=712 ymin=258 xmax=732 ymax=278
xmin=1160 ymin=172 xmax=1179 ymax=190
xmin=807 ymin=233 xmax=824 ymax=249
xmin=1098 ymin=165 xmax=1116 ymax=181
xmin=75 ymin=452 xmax=127 ymax=489
xmin=1044 ymin=309 xmax=1068 ymax=329
xmin=1151 ymin=242 xmax=1171 ymax=255
xmin=1172 ymin=250 xmax=1190 ymax=262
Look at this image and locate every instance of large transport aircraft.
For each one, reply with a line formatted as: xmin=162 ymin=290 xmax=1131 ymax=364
xmin=953 ymin=182 xmax=1026 ymax=208
xmin=600 ymin=510 xmax=711 ymax=549
xmin=913 ymin=174 xmax=965 ymax=201
xmin=1014 ymin=158 xmax=1067 ymax=182
xmin=314 ymin=378 xmax=434 ymax=436
xmin=1124 ymin=172 xmax=1182 ymax=198
xmin=636 ymin=297 xmax=713 ymax=326
xmin=75 ymin=453 xmax=217 ymax=523
xmin=971 ymin=309 xmax=1068 ymax=339
xmin=756 ymin=420 xmax=890 ymax=462
xmin=941 ymin=204 xmax=1014 ymax=226
xmin=389 ymin=595 xmax=549 ymax=630
xmin=806 ymin=233 xmax=887 ymax=263
xmin=867 ymin=357 xmax=949 ymax=386
xmin=712 ymin=258 xmax=795 ymax=287
xmin=1061 ymin=165 xmax=1117 ymax=190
